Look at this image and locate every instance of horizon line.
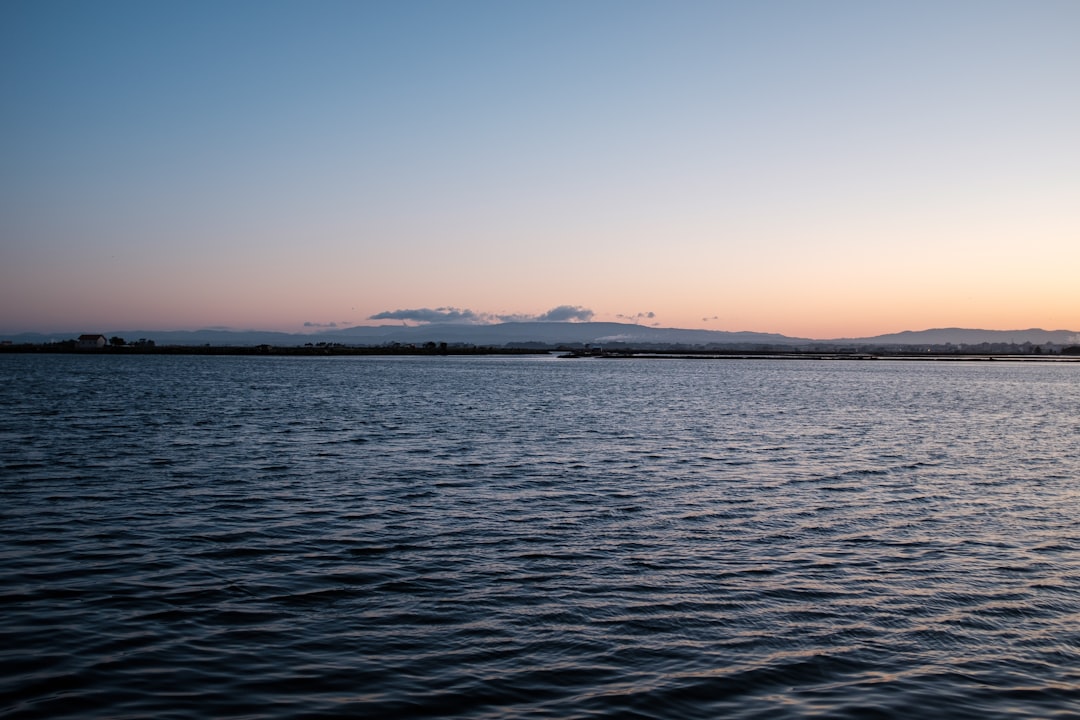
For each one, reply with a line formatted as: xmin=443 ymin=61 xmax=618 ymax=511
xmin=4 ymin=321 xmax=1079 ymax=344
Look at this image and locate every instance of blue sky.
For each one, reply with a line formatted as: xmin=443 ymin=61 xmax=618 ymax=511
xmin=2 ymin=0 xmax=1078 ymax=336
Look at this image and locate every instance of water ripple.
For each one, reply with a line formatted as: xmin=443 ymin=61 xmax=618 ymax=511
xmin=1 ymin=355 xmax=1078 ymax=718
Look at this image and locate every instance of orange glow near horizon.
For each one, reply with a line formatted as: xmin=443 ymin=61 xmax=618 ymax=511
xmin=2 ymin=3 xmax=1078 ymax=338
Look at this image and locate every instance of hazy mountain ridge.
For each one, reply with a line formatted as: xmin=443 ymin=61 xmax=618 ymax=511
xmin=4 ymin=324 xmax=1078 ymax=348
xmin=828 ymin=328 xmax=1080 ymax=346
xmin=326 ymin=322 xmax=808 ymax=347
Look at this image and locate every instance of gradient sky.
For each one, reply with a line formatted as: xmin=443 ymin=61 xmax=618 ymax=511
xmin=2 ymin=0 xmax=1077 ymax=338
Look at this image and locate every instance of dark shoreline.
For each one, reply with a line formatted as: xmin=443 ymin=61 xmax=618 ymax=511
xmin=560 ymin=350 xmax=1080 ymax=362
xmin=2 ymin=343 xmax=1077 ymax=362
xmin=0 ymin=343 xmax=538 ymax=357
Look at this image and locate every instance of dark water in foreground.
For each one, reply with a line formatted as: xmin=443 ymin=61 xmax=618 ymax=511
xmin=1 ymin=354 xmax=1078 ymax=719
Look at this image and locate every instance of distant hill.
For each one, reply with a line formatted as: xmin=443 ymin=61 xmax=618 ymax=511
xmin=324 ymin=321 xmax=807 ymax=347
xmin=3 ymin=324 xmax=1077 ymax=348
xmin=830 ymin=328 xmax=1080 ymax=346
xmin=0 ymin=322 xmax=806 ymax=347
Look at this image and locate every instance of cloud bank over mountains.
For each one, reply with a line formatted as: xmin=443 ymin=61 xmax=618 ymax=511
xmin=369 ymin=305 xmax=595 ymax=325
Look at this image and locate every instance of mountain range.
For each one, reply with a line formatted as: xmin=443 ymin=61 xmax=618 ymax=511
xmin=4 ymin=324 xmax=1079 ymax=348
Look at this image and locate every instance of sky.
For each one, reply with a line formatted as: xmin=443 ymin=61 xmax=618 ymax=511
xmin=2 ymin=0 xmax=1077 ymax=339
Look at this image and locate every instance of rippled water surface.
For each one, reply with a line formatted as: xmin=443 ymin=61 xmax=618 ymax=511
xmin=2 ymin=354 xmax=1079 ymax=719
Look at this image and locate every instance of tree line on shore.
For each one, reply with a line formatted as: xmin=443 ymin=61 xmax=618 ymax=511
xmin=3 ymin=337 xmax=1079 ymax=357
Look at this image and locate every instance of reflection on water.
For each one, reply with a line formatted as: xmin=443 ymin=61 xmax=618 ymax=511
xmin=1 ymin=355 xmax=1078 ymax=718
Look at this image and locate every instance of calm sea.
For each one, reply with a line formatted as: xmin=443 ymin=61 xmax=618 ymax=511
xmin=1 ymin=354 xmax=1078 ymax=719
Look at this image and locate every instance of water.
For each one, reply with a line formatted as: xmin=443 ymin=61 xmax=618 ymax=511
xmin=1 ymin=354 xmax=1078 ymax=719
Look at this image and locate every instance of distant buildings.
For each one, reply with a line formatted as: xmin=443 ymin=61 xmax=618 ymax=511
xmin=77 ymin=334 xmax=107 ymax=349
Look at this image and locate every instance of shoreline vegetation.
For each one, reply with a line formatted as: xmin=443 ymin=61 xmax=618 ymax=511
xmin=3 ymin=340 xmax=1079 ymax=361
